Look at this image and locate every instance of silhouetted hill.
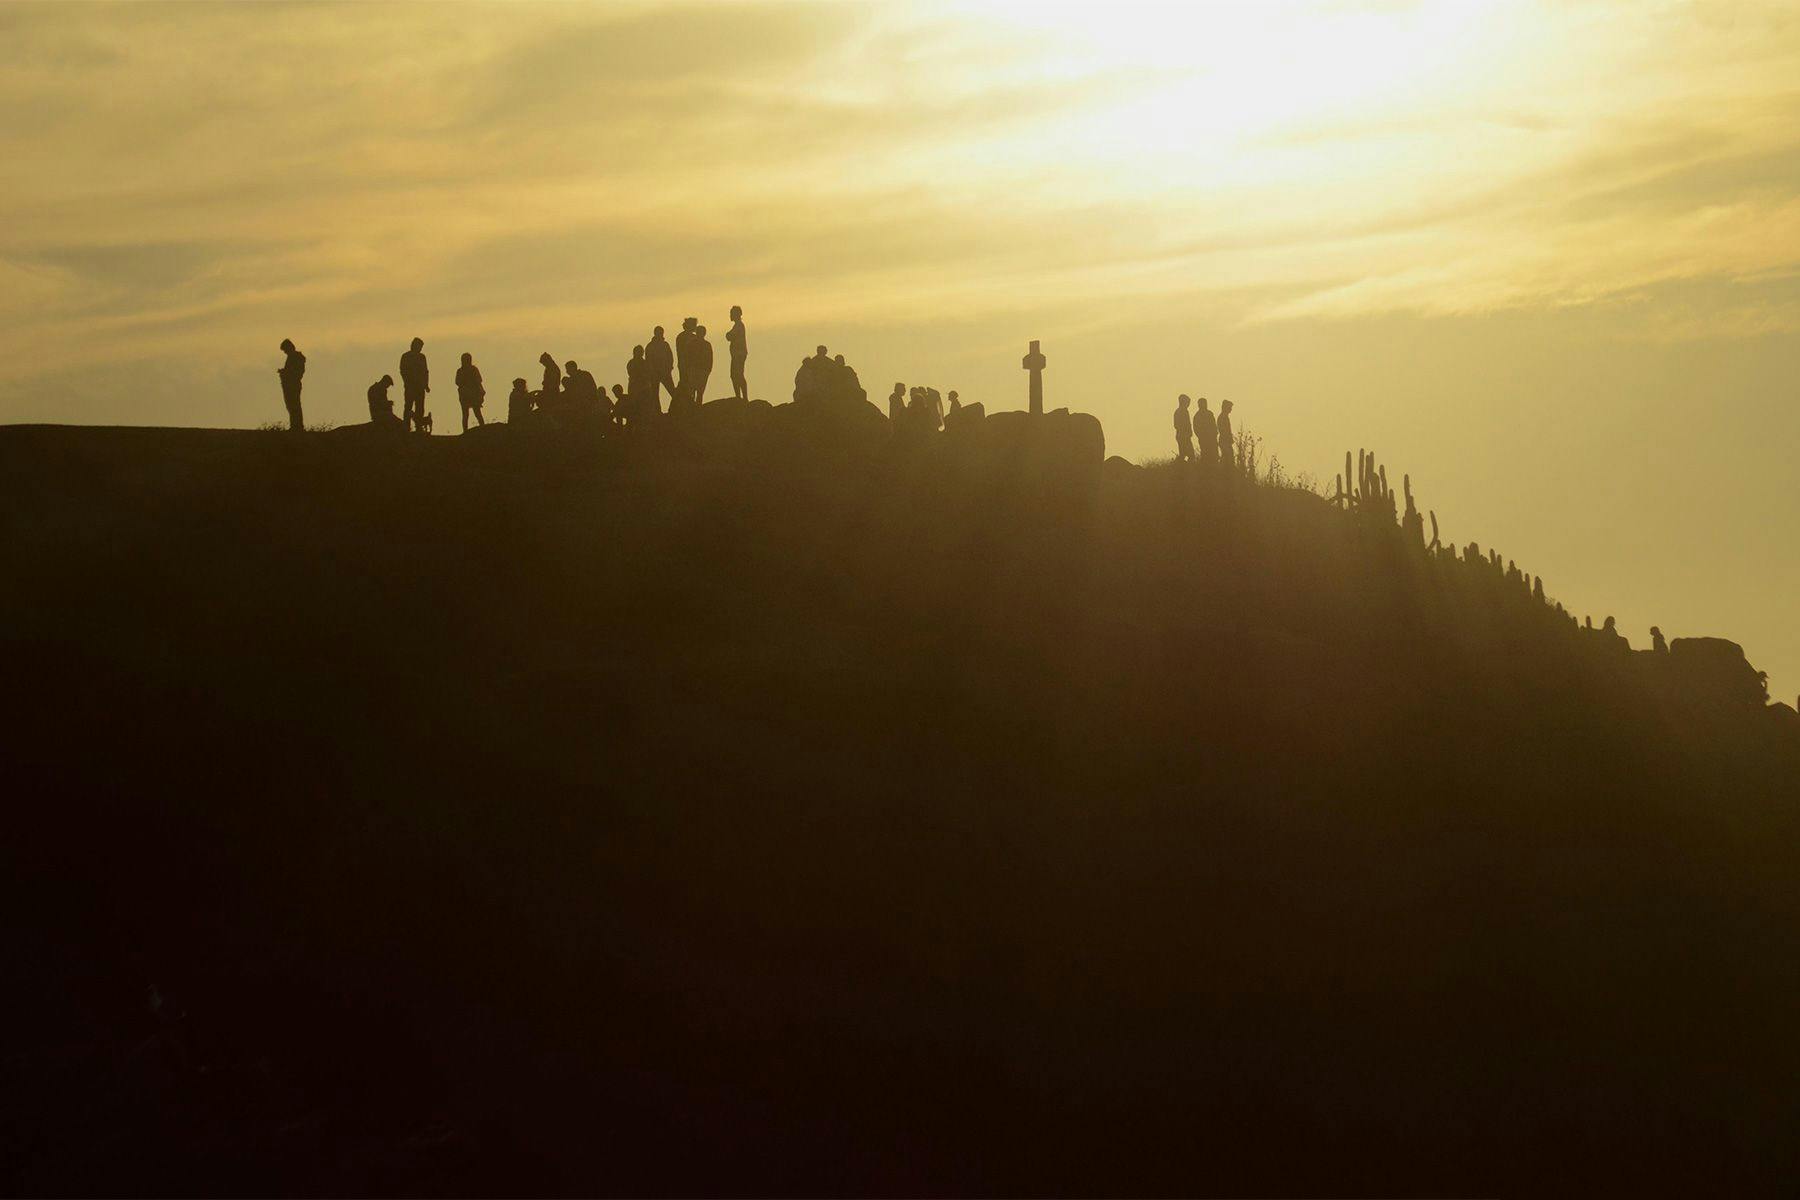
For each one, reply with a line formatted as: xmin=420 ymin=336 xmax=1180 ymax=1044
xmin=3 ymin=417 xmax=1797 ymax=1195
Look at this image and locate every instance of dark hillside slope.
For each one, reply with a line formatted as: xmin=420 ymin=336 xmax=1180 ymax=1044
xmin=2 ymin=421 xmax=1797 ymax=1194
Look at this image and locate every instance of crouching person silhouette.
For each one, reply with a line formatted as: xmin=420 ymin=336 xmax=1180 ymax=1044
xmin=367 ymin=375 xmax=403 ymax=429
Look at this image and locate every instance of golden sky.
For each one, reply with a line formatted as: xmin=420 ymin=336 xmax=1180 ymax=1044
xmin=2 ymin=0 xmax=1797 ymax=696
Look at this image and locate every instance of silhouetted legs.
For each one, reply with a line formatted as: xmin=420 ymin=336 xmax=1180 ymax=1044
xmin=691 ymin=370 xmax=710 ymax=407
xmin=461 ymin=400 xmax=484 ymax=433
xmin=403 ymin=387 xmax=426 ymax=432
xmin=731 ymin=357 xmax=747 ymax=401
xmin=281 ymin=379 xmax=303 ymax=432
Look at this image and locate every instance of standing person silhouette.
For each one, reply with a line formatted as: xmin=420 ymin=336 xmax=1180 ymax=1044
xmin=276 ymin=339 xmax=305 ymax=432
xmin=455 ymin=352 xmax=485 ymax=432
xmin=646 ymin=327 xmax=676 ymax=407
xmin=675 ymin=317 xmax=698 ymax=405
xmin=1173 ymin=394 xmax=1194 ymax=462
xmin=690 ymin=325 xmax=713 ymax=407
xmin=627 ymin=345 xmax=655 ymax=422
xmin=1217 ymin=399 xmax=1235 ymax=470
xmin=726 ymin=305 xmax=748 ymax=400
xmin=1194 ymin=397 xmax=1217 ymax=466
xmin=508 ymin=378 xmax=531 ymax=424
xmin=888 ymin=382 xmax=905 ymax=427
xmin=399 ymin=337 xmax=429 ymax=432
xmin=538 ymin=352 xmax=562 ymax=411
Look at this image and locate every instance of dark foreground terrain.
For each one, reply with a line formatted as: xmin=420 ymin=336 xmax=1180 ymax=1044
xmin=2 ymin=416 xmax=1797 ymax=1195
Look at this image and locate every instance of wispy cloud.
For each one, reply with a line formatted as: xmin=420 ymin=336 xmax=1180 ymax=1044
xmin=2 ymin=0 xmax=1799 ymax=399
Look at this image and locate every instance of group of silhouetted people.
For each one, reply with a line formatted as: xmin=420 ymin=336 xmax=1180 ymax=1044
xmin=883 ymin=383 xmax=982 ymax=437
xmin=275 ymin=306 xmax=749 ymax=435
xmin=1172 ymin=394 xmax=1235 ymax=468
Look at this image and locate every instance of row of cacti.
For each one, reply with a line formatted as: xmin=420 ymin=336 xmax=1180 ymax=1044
xmin=1328 ymin=447 xmax=1694 ymax=657
xmin=1334 ymin=446 xmax=1560 ymax=607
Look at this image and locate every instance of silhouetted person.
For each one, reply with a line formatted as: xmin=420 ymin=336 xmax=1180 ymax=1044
xmin=647 ymin=327 xmax=676 ymax=406
xmin=455 ymin=352 xmax=485 ymax=432
xmin=1652 ymin=626 xmax=1668 ymax=653
xmin=690 ymin=325 xmax=713 ymax=406
xmin=399 ymin=337 xmax=429 ymax=432
xmin=1217 ymin=399 xmax=1234 ymax=469
xmin=794 ymin=345 xmax=832 ymax=404
xmin=610 ymin=384 xmax=629 ymax=429
xmin=367 ymin=374 xmax=401 ymax=428
xmin=564 ymin=360 xmax=599 ymax=414
xmin=906 ymin=386 xmax=932 ymax=435
xmin=538 ymin=352 xmax=562 ymax=410
xmin=833 ymin=353 xmax=865 ymax=405
xmin=1601 ymin=615 xmax=1629 ymax=651
xmin=1194 ymin=397 xmax=1217 ymax=465
xmin=1173 ymin=394 xmax=1194 ymax=462
xmin=727 ymin=305 xmax=748 ymax=400
xmin=277 ymin=339 xmax=305 ymax=431
xmin=888 ymin=383 xmax=905 ymax=427
xmin=508 ymin=378 xmax=531 ymax=424
xmin=627 ymin=345 xmax=656 ymax=421
xmin=675 ymin=317 xmax=698 ymax=404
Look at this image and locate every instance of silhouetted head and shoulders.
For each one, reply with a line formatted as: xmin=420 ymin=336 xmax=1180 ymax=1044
xmin=400 ymin=337 xmax=428 ymax=386
xmin=456 ymin=352 xmax=482 ymax=391
xmin=647 ymin=327 xmax=673 ymax=372
xmin=279 ymin=339 xmax=305 ymax=375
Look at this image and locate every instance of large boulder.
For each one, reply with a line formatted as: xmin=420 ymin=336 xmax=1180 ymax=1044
xmin=957 ymin=408 xmax=1105 ymax=484
xmin=1667 ymin=637 xmax=1768 ymax=709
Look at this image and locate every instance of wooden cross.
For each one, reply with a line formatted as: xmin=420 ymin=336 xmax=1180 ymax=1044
xmin=1021 ymin=339 xmax=1046 ymax=416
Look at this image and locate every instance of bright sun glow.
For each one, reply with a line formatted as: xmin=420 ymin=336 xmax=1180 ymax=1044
xmin=933 ymin=0 xmax=1539 ymax=199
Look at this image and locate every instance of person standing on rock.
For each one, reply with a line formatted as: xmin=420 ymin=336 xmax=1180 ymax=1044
xmin=1173 ymin=394 xmax=1194 ymax=463
xmin=538 ymin=352 xmax=562 ymax=412
xmin=690 ymin=325 xmax=713 ymax=408
xmin=455 ymin=352 xmax=485 ymax=432
xmin=276 ymin=339 xmax=306 ymax=432
xmin=399 ymin=337 xmax=430 ymax=433
xmin=627 ymin=344 xmax=656 ymax=422
xmin=1216 ymin=399 xmax=1235 ymax=471
xmin=1194 ymin=397 xmax=1218 ymax=466
xmin=726 ymin=305 xmax=748 ymax=401
xmin=646 ymin=327 xmax=676 ymax=407
xmin=675 ymin=317 xmax=699 ymax=406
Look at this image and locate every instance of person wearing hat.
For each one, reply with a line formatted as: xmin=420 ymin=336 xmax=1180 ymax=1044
xmin=276 ymin=338 xmax=306 ymax=431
